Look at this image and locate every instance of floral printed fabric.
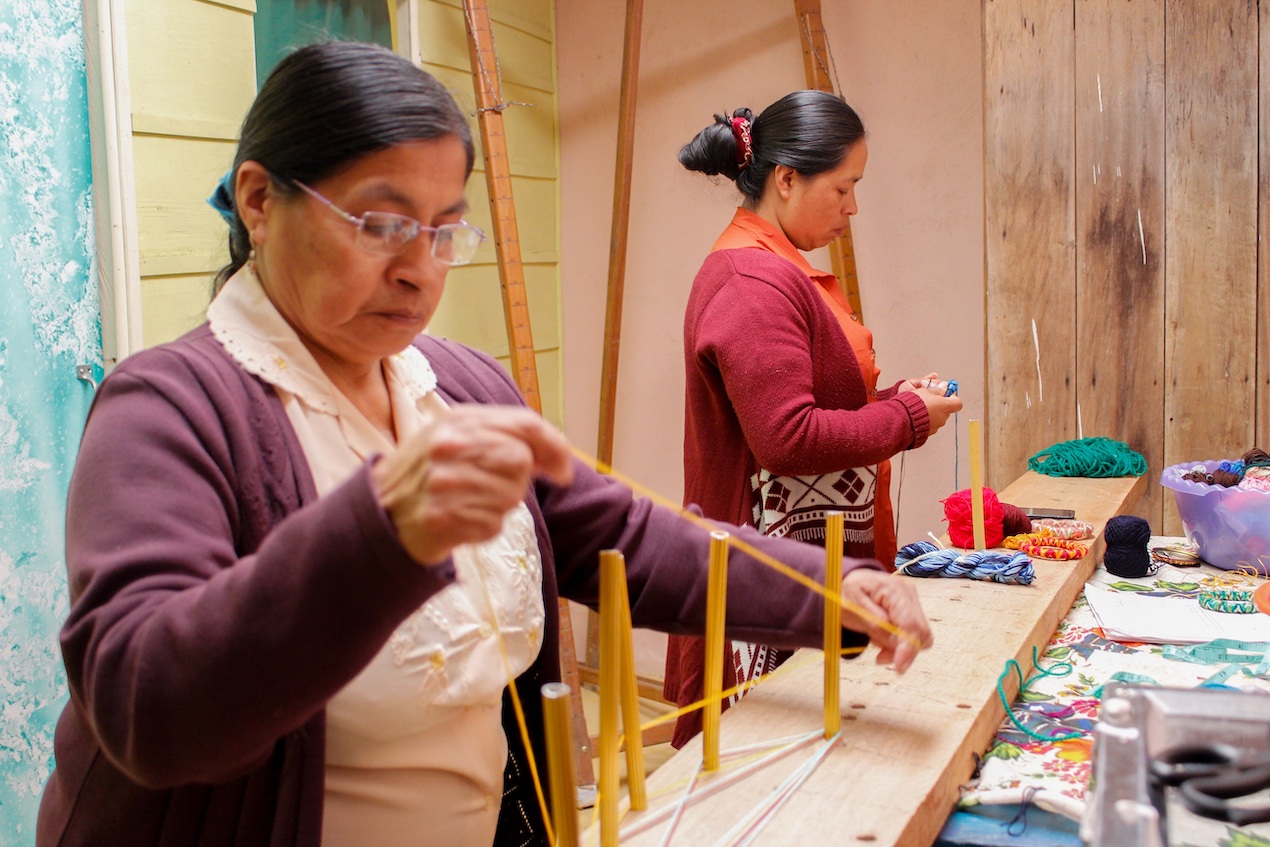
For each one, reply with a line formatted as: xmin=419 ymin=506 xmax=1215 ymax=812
xmin=958 ymin=539 xmax=1270 ymax=845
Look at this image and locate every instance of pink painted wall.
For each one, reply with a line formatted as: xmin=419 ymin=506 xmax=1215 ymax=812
xmin=557 ymin=1 xmax=984 ymax=670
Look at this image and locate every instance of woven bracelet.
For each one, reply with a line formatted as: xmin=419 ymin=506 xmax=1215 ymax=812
xmin=1197 ymin=589 xmax=1257 ymax=614
xmin=1030 ymin=518 xmax=1095 ymax=540
xmin=1019 ymin=537 xmax=1088 ymax=561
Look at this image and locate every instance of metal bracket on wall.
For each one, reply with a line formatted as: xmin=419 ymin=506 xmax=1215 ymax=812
xmin=76 ymin=363 xmax=98 ymax=392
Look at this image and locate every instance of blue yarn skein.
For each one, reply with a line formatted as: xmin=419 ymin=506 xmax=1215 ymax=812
xmin=894 ymin=541 xmax=1035 ymax=585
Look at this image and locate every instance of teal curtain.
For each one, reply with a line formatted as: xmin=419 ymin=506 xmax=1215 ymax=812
xmin=254 ymin=0 xmax=393 ymax=88
xmin=0 ymin=0 xmax=100 ymax=843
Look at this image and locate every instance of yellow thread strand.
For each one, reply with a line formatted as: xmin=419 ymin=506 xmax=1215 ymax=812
xmin=631 ymin=645 xmax=866 ymax=735
xmin=478 ymin=576 xmax=554 ymax=846
xmin=571 ymin=447 xmax=923 ymax=652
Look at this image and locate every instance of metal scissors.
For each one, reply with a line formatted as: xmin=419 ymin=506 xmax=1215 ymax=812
xmin=1149 ymin=742 xmax=1270 ymax=826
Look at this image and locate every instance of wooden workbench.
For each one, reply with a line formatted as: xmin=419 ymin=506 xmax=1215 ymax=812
xmin=607 ymin=471 xmax=1147 ymax=847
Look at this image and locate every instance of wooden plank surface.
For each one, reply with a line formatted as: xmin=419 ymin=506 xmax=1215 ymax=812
xmin=983 ymin=1 xmax=1077 ymax=491
xmin=1073 ymin=1 xmax=1165 ymax=528
xmin=1162 ymin=0 xmax=1258 ymax=533
xmin=604 ymin=471 xmax=1146 ymax=847
xmin=1259 ymin=0 xmax=1270 ymax=457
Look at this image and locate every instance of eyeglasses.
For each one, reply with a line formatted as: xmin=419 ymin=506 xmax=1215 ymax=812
xmin=292 ymin=180 xmax=486 ymax=266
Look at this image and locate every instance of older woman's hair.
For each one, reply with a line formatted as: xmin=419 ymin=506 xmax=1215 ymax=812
xmin=678 ymin=90 xmax=865 ymax=204
xmin=215 ymin=41 xmax=475 ymax=288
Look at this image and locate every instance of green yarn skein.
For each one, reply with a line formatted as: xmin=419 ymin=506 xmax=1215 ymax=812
xmin=1027 ymin=436 xmax=1147 ymax=478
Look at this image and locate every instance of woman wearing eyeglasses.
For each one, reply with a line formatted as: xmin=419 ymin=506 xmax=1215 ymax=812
xmin=37 ymin=43 xmax=931 ymax=847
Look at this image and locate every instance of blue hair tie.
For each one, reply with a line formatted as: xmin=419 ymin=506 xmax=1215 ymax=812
xmin=207 ymin=170 xmax=236 ymax=225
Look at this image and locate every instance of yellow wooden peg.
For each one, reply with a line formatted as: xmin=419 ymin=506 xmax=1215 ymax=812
xmin=598 ymin=550 xmax=625 ymax=845
xmin=823 ymin=512 xmax=844 ymax=738
xmin=616 ymin=564 xmax=647 ymax=810
xmin=703 ymin=530 xmax=729 ymax=771
xmin=969 ymin=419 xmax=986 ymax=550
xmin=541 ymin=683 xmax=578 ymax=847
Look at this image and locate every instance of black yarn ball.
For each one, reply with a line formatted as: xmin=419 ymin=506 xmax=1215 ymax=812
xmin=1102 ymin=515 xmax=1152 ymax=578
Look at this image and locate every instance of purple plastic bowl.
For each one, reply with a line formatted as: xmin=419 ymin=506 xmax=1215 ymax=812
xmin=1160 ymin=461 xmax=1270 ymax=575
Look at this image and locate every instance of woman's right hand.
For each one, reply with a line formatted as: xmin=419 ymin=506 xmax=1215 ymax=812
xmin=371 ymin=405 xmax=574 ymax=566
xmin=910 ymin=388 xmax=962 ymax=436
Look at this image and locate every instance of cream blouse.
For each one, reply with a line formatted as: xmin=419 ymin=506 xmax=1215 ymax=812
xmin=208 ymin=266 xmax=546 ymax=847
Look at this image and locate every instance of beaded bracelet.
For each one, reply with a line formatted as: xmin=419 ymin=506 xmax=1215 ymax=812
xmin=1197 ymin=589 xmax=1257 ymax=614
xmin=1150 ymin=543 xmax=1201 ymax=567
xmin=1030 ymin=518 xmax=1095 ymax=540
xmin=1019 ymin=537 xmax=1089 ymax=561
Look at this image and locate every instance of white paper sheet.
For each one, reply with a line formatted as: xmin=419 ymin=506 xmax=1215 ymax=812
xmin=1083 ymin=582 xmax=1270 ymax=644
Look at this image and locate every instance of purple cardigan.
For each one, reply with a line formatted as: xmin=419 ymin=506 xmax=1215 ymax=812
xmin=37 ymin=326 xmax=877 ymax=847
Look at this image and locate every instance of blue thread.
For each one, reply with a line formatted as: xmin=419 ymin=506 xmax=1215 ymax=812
xmin=895 ymin=541 xmax=1035 ymax=584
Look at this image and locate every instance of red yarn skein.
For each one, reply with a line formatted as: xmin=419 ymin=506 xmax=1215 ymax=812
xmin=943 ymin=488 xmax=1006 ymax=548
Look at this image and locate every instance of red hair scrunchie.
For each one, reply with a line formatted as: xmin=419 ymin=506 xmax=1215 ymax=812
xmin=731 ymin=116 xmax=753 ymax=167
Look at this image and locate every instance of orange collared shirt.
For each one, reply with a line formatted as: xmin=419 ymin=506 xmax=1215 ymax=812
xmin=710 ymin=207 xmax=896 ymax=566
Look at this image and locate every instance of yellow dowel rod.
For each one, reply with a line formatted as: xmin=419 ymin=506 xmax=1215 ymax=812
xmin=616 ymin=571 xmax=647 ymax=810
xmin=823 ymin=512 xmax=844 ymax=739
xmin=969 ymin=419 xmax=986 ymax=550
xmin=598 ymin=550 xmax=625 ymax=846
xmin=541 ymin=683 xmax=579 ymax=847
xmin=703 ymin=530 xmax=729 ymax=771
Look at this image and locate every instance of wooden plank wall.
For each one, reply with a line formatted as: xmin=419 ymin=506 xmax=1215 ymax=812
xmin=984 ymin=0 xmax=1268 ymax=533
xmin=417 ymin=0 xmax=565 ymax=428
xmin=125 ymin=0 xmax=256 ymax=347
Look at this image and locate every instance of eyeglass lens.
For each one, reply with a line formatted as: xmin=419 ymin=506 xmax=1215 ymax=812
xmin=357 ymin=213 xmax=483 ymax=265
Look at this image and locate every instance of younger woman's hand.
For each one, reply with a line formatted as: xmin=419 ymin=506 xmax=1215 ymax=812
xmin=913 ymin=390 xmax=962 ymax=435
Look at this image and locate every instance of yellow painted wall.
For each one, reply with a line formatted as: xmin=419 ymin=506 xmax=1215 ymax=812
xmin=416 ymin=0 xmax=563 ymax=427
xmin=126 ymin=0 xmax=564 ymax=428
xmin=126 ymin=0 xmax=255 ymax=346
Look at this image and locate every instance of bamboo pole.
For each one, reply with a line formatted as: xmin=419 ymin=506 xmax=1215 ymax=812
xmin=587 ymin=0 xmax=646 ymax=712
xmin=462 ymin=0 xmax=596 ymax=795
xmin=596 ymin=0 xmax=645 ymax=465
xmin=793 ymin=0 xmax=864 ymax=320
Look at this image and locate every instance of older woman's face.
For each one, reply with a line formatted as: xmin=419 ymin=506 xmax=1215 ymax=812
xmin=254 ymin=137 xmax=470 ymax=376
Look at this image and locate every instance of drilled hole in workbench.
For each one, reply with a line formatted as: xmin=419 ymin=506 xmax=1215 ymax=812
xmin=957 ymin=703 xmax=972 ymax=709
xmin=856 ymin=835 xmax=877 ymax=842
xmin=850 ymin=703 xmax=867 ymax=709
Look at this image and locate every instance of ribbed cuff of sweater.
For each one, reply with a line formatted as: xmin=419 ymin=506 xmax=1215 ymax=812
xmin=895 ymin=390 xmax=932 ymax=450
